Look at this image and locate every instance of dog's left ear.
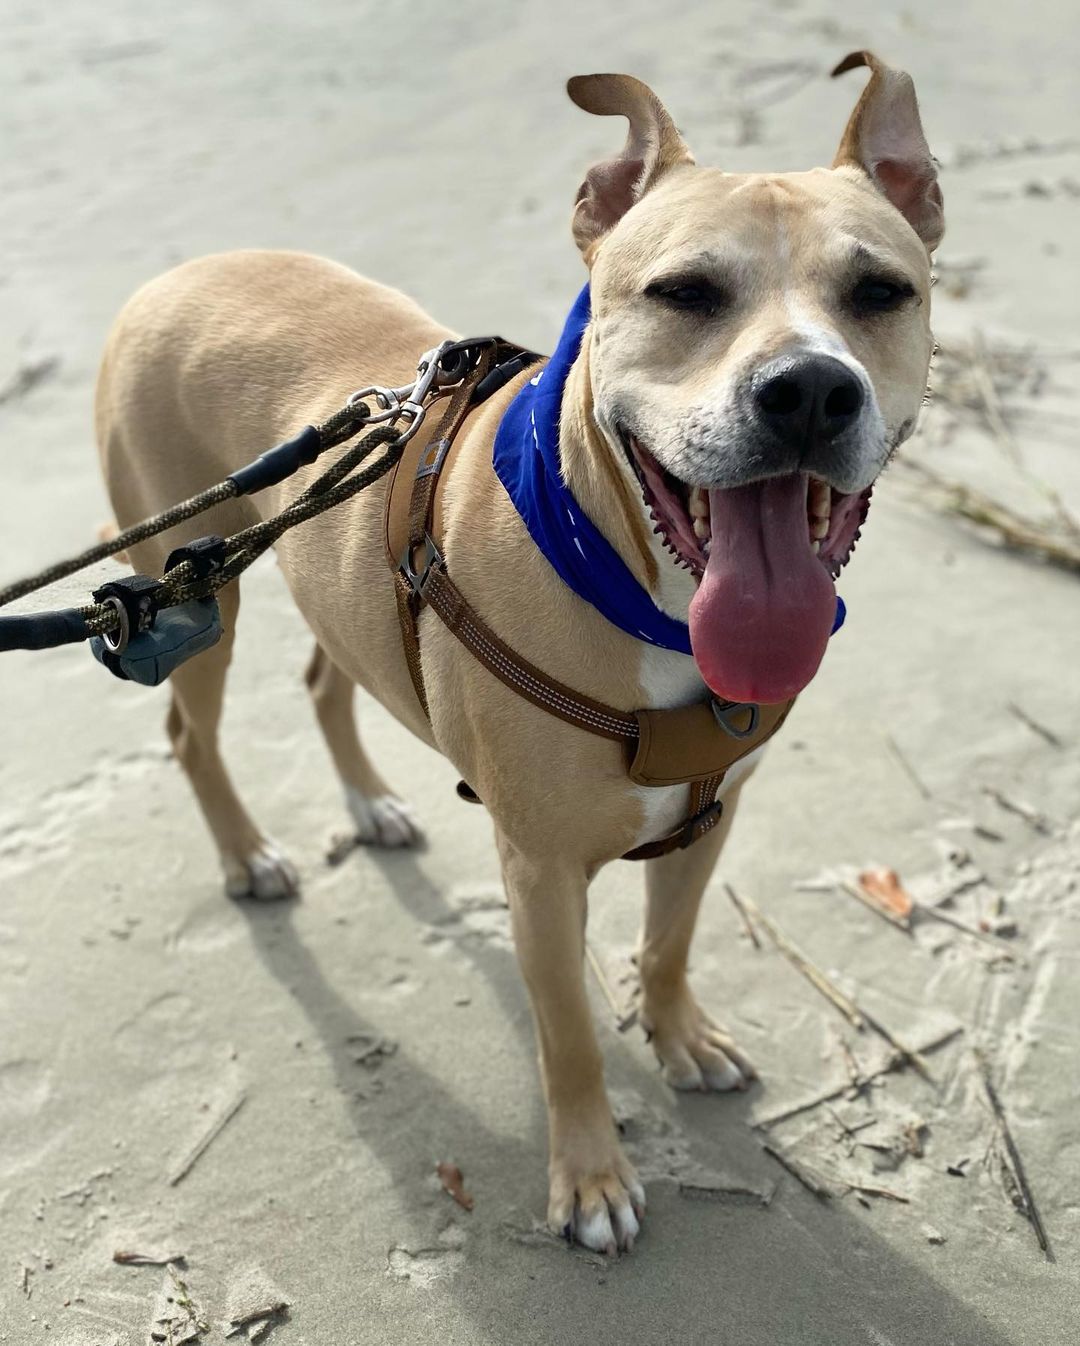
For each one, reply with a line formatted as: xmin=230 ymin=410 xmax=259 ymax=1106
xmin=567 ymin=74 xmax=694 ymax=257
xmin=831 ymin=51 xmax=944 ymax=252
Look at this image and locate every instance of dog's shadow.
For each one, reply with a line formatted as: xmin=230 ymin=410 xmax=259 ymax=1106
xmin=239 ymin=849 xmax=1017 ymax=1346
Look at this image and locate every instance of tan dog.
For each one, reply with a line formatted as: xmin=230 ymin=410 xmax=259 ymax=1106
xmin=95 ymin=52 xmax=942 ymax=1254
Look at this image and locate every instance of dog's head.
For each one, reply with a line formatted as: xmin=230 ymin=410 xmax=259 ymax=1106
xmin=566 ymin=53 xmax=943 ymax=704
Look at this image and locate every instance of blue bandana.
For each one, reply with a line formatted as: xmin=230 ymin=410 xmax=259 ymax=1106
xmin=492 ymin=286 xmax=844 ymax=653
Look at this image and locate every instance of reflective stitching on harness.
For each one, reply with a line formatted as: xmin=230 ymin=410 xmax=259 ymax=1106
xmin=424 ymin=577 xmax=634 ymax=736
xmin=450 ymin=606 xmax=634 ymax=737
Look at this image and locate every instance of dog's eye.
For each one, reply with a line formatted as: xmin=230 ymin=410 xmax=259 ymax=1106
xmin=646 ymin=279 xmax=724 ymax=312
xmin=851 ymin=277 xmax=916 ymax=313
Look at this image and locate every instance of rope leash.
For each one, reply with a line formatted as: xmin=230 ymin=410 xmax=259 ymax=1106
xmin=0 ymin=335 xmax=517 ymax=660
xmin=0 ymin=402 xmax=370 ymax=613
xmin=81 ymin=421 xmax=403 ymax=639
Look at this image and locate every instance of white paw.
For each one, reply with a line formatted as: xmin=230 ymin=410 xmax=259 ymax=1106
xmin=345 ymin=789 xmax=424 ymax=849
xmin=643 ymin=995 xmax=756 ymax=1093
xmin=549 ymin=1161 xmax=646 ymax=1255
xmin=224 ymin=841 xmax=300 ymax=901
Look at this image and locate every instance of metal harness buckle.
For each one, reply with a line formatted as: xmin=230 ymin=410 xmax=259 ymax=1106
xmin=711 ymin=699 xmax=761 ymax=740
xmin=400 ymin=532 xmax=444 ymax=598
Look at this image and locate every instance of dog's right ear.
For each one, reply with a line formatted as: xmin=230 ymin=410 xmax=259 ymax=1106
xmin=567 ymin=74 xmax=694 ymax=258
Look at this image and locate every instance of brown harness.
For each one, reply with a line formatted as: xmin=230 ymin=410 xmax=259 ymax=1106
xmin=384 ymin=345 xmax=794 ymax=860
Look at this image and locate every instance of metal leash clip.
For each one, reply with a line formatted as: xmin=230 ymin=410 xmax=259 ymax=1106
xmin=347 ymin=340 xmax=461 ymax=443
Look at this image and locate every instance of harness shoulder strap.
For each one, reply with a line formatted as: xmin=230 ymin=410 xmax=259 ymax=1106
xmin=382 ymin=344 xmax=795 ymax=860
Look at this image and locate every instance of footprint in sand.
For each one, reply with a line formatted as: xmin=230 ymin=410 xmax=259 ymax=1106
xmin=167 ymin=899 xmax=247 ymax=955
xmin=0 ymin=1057 xmax=52 ymax=1119
xmin=0 ymin=1058 xmax=65 ymax=1177
xmin=113 ymin=990 xmax=209 ymax=1072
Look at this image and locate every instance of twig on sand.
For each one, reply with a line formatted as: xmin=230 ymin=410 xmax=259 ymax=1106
xmin=918 ymin=902 xmax=1018 ymax=959
xmin=754 ymin=1026 xmax=963 ymax=1130
xmin=677 ymin=1175 xmax=774 ymax=1206
xmin=837 ymin=868 xmax=1017 ymax=958
xmin=974 ymin=1050 xmax=1053 ymax=1258
xmin=113 ymin=1249 xmax=186 ymax=1267
xmin=1006 ymin=701 xmax=1064 ymax=748
xmin=723 ymin=882 xmax=761 ymax=949
xmin=743 ymin=893 xmax=931 ymax=1082
xmin=883 ymin=733 xmax=932 ymax=801
xmin=0 ymin=355 xmax=59 ymax=406
xmin=761 ymin=1142 xmax=833 ymax=1199
xmin=738 ymin=895 xmax=865 ymax=1030
xmin=740 ymin=895 xmax=935 ymax=1080
xmin=843 ymin=1182 xmax=910 ymax=1203
xmin=838 ymin=1037 xmax=867 ymax=1094
xmin=168 ymin=1090 xmax=247 ymax=1187
xmin=584 ymin=940 xmax=638 ymax=1033
xmin=898 ymin=457 xmax=1080 ymax=574
xmin=981 ymin=786 xmax=1053 ymax=835
xmin=970 ymin=330 xmax=1080 ymax=539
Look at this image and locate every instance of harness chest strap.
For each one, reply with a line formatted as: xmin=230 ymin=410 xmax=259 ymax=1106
xmin=383 ymin=353 xmax=795 ymax=860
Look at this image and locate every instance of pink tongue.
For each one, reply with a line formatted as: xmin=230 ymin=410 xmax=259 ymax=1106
xmin=689 ymin=474 xmax=836 ymax=704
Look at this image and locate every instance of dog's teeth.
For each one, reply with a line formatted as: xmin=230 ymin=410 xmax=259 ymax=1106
xmin=689 ymin=487 xmax=708 ymax=520
xmin=811 ymin=539 xmax=821 ymax=555
xmin=692 ymin=516 xmax=709 ymax=541
xmin=809 ymin=479 xmax=831 ymax=518
xmin=811 ymin=516 xmax=829 ymax=540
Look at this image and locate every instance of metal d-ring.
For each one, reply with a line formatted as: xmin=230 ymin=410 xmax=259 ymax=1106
xmin=711 ymin=699 xmax=760 ymax=740
xmin=100 ymin=596 xmax=131 ymax=655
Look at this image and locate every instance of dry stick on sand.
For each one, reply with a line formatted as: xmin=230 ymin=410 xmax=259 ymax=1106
xmin=970 ymin=329 xmax=1080 ymax=540
xmin=981 ymin=785 xmax=1053 ymax=835
xmin=843 ymin=1182 xmax=910 ymax=1204
xmin=584 ymin=940 xmax=638 ymax=1033
xmin=753 ymin=1026 xmax=964 ymax=1131
xmin=761 ymin=1141 xmax=834 ymax=1199
xmin=735 ymin=893 xmax=865 ymax=1030
xmin=168 ymin=1090 xmax=247 ymax=1187
xmin=738 ymin=893 xmax=934 ymax=1080
xmin=899 ymin=457 xmax=1080 ymax=574
xmin=113 ymin=1249 xmax=186 ymax=1267
xmin=917 ymin=902 xmax=1018 ymax=959
xmin=883 ymin=733 xmax=933 ymax=801
xmin=836 ymin=876 xmax=1017 ymax=960
xmin=974 ymin=1050 xmax=1053 ymax=1258
xmin=723 ymin=882 xmax=762 ymax=949
xmin=1006 ymin=700 xmax=1064 ymax=749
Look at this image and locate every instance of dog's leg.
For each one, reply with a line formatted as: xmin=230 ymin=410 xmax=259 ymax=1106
xmin=498 ymin=834 xmax=644 ymax=1254
xmin=637 ymin=784 xmax=756 ymax=1092
xmin=304 ymin=644 xmax=423 ymax=848
xmin=166 ymin=584 xmax=299 ymax=900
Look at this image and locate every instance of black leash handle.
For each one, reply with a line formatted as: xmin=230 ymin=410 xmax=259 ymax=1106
xmin=0 ymin=608 xmax=89 ymax=652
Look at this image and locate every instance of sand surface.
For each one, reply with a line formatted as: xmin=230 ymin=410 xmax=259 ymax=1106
xmin=2 ymin=2 xmax=1079 ymax=1342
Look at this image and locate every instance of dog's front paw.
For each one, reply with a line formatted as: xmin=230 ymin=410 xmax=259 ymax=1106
xmin=346 ymin=789 xmax=424 ymax=849
xmin=642 ymin=983 xmax=756 ymax=1092
xmin=224 ymin=840 xmax=300 ymax=901
xmin=548 ymin=1135 xmax=645 ymax=1254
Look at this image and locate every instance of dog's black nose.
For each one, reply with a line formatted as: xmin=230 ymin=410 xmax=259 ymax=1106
xmin=752 ymin=354 xmax=864 ymax=447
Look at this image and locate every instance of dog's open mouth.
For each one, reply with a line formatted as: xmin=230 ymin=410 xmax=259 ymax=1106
xmin=623 ymin=431 xmax=872 ymax=705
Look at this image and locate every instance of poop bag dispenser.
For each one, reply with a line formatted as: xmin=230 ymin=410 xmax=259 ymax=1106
xmin=90 ymin=596 xmax=222 ymax=686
